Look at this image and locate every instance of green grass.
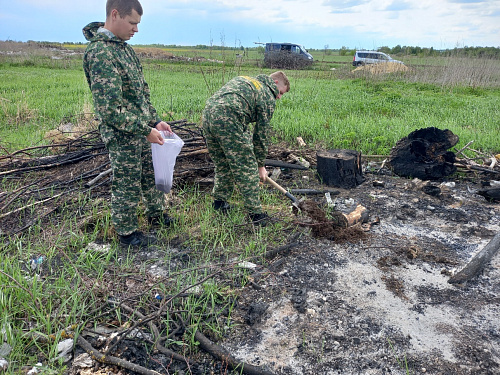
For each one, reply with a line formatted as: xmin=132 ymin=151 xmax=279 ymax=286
xmin=1 ymin=54 xmax=498 ymax=155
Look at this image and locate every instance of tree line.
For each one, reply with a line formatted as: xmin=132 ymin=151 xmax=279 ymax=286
xmin=336 ymin=45 xmax=500 ymax=58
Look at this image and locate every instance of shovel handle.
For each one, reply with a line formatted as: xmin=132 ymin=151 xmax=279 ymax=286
xmin=265 ymin=176 xmax=298 ymax=203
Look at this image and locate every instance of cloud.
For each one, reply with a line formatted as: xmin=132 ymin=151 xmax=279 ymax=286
xmin=1 ymin=0 xmax=499 ymax=48
xmin=448 ymin=0 xmax=485 ymax=3
xmin=384 ymin=1 xmax=413 ymax=11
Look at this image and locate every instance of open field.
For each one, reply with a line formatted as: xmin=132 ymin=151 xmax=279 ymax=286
xmin=1 ymin=42 xmax=500 ymax=375
xmin=1 ymin=42 xmax=499 ymax=155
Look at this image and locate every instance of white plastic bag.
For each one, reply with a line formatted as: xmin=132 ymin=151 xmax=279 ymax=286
xmin=151 ymin=131 xmax=184 ymax=193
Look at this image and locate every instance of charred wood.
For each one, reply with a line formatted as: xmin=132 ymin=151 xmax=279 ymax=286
xmin=448 ymin=232 xmax=500 ymax=285
xmin=388 ymin=127 xmax=459 ymax=180
xmin=264 ymin=159 xmax=309 ymax=170
xmin=77 ymin=335 xmax=162 ymax=375
xmin=316 ymin=149 xmax=365 ymax=188
xmin=194 ymin=330 xmax=276 ymax=375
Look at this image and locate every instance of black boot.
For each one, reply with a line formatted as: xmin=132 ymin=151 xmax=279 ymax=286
xmin=119 ymin=231 xmax=157 ymax=248
xmin=249 ymin=212 xmax=270 ymax=227
xmin=148 ymin=213 xmax=176 ymax=228
xmin=213 ymin=200 xmax=231 ymax=214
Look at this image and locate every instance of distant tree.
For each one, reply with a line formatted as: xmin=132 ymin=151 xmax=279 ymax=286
xmin=378 ymin=46 xmax=391 ymax=54
xmin=391 ymin=45 xmax=402 ymax=55
xmin=339 ymin=46 xmax=350 ymax=56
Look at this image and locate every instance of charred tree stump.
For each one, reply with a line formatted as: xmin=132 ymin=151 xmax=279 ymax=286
xmin=448 ymin=232 xmax=500 ymax=285
xmin=316 ymin=149 xmax=364 ymax=188
xmin=388 ymin=127 xmax=459 ymax=180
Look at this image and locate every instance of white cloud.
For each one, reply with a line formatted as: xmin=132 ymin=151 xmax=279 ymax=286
xmin=1 ymin=0 xmax=499 ymax=47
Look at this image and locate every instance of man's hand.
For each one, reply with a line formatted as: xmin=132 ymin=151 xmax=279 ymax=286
xmin=155 ymin=121 xmax=173 ymax=133
xmin=258 ymin=166 xmax=268 ymax=182
xmin=146 ymin=128 xmax=164 ymax=145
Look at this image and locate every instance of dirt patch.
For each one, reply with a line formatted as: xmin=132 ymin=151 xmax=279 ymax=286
xmin=219 ymin=166 xmax=500 ymax=375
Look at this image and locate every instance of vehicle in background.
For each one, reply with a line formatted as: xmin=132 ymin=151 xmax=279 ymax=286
xmin=264 ymin=42 xmax=313 ymax=69
xmin=352 ymin=50 xmax=403 ymax=66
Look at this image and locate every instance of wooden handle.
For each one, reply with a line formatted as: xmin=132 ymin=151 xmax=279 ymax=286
xmin=265 ymin=176 xmax=287 ymax=194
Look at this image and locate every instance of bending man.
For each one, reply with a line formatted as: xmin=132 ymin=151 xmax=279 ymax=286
xmin=202 ymin=72 xmax=290 ymax=226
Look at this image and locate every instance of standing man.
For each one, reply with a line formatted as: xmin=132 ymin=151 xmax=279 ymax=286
xmin=202 ymin=72 xmax=290 ymax=226
xmin=83 ymin=0 xmax=175 ymax=248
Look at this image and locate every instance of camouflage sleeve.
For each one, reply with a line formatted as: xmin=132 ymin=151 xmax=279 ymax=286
xmin=252 ymin=106 xmax=270 ymax=167
xmin=86 ymin=48 xmax=152 ymax=137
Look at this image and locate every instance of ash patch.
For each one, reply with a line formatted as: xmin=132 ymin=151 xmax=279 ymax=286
xmin=220 ymin=172 xmax=500 ymax=374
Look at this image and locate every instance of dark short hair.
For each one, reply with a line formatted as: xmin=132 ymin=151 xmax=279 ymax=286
xmin=106 ymin=0 xmax=143 ymax=18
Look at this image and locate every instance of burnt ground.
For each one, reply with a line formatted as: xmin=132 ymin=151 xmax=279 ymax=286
xmin=216 ymin=156 xmax=500 ymax=375
xmin=2 ymin=141 xmax=499 ymax=375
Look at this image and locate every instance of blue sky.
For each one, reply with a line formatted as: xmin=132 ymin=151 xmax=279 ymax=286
xmin=0 ymin=0 xmax=499 ymax=49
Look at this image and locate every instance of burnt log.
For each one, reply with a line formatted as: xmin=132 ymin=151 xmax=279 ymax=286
xmin=316 ymin=149 xmax=365 ymax=188
xmin=264 ymin=159 xmax=308 ymax=170
xmin=388 ymin=127 xmax=459 ymax=180
xmin=448 ymin=232 xmax=500 ymax=285
xmin=476 ymin=187 xmax=500 ymax=203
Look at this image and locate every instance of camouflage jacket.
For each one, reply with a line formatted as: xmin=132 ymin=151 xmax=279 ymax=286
xmin=204 ymin=75 xmax=279 ymax=167
xmin=82 ymin=22 xmax=160 ymax=144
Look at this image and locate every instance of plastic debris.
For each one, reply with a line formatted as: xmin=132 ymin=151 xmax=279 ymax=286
xmin=0 ymin=343 xmax=11 ymax=357
xmin=73 ymin=353 xmax=93 ymax=368
xmin=270 ymin=167 xmax=281 ymax=180
xmin=325 ymin=192 xmax=335 ymax=208
xmin=30 ymin=256 xmax=45 ymax=270
xmin=85 ymin=242 xmax=111 ymax=254
xmin=440 ymin=181 xmax=456 ymax=188
xmin=0 ymin=357 xmax=8 ymax=371
xmin=26 ymin=363 xmax=43 ymax=375
xmin=296 ymin=157 xmax=310 ymax=169
xmin=55 ymin=339 xmax=73 ymax=363
xmin=237 ymin=261 xmax=258 ymax=270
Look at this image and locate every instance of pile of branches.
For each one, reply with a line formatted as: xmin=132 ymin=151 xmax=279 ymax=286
xmin=453 ymin=140 xmax=500 ymax=177
xmin=0 ymin=119 xmax=306 ymax=374
xmin=66 ymin=238 xmax=298 ymax=375
xmin=0 ymin=120 xmax=213 ymax=236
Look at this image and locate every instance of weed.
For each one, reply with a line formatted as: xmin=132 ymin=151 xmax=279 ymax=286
xmin=387 ymin=338 xmax=413 ymax=374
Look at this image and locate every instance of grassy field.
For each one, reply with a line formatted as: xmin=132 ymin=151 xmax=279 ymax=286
xmin=1 ymin=44 xmax=499 ymax=155
xmin=0 ymin=42 xmax=499 ymax=374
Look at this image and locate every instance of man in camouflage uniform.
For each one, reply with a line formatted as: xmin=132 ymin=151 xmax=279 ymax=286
xmin=202 ymin=72 xmax=290 ymax=226
xmin=83 ymin=0 xmax=175 ymax=247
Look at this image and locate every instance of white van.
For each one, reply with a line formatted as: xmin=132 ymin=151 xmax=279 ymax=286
xmin=352 ymin=50 xmax=403 ymax=66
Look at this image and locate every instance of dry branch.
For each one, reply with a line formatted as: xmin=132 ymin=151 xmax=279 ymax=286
xmin=77 ymin=335 xmax=162 ymax=375
xmin=454 ymin=162 xmax=500 ymax=175
xmin=195 ymin=330 xmax=276 ymax=375
xmin=119 ymin=303 xmax=196 ymax=366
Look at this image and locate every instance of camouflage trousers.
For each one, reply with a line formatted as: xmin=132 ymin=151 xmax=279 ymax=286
xmin=202 ymin=108 xmax=262 ymax=214
xmin=106 ymin=132 xmax=165 ymax=235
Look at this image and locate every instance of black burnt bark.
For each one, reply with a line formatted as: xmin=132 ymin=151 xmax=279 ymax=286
xmin=316 ymin=149 xmax=365 ymax=188
xmin=388 ymin=127 xmax=459 ymax=180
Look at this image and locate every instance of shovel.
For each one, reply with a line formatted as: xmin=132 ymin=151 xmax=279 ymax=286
xmin=265 ymin=176 xmax=300 ymax=210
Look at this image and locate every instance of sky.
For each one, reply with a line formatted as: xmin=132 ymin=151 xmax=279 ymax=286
xmin=0 ymin=0 xmax=499 ymax=50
